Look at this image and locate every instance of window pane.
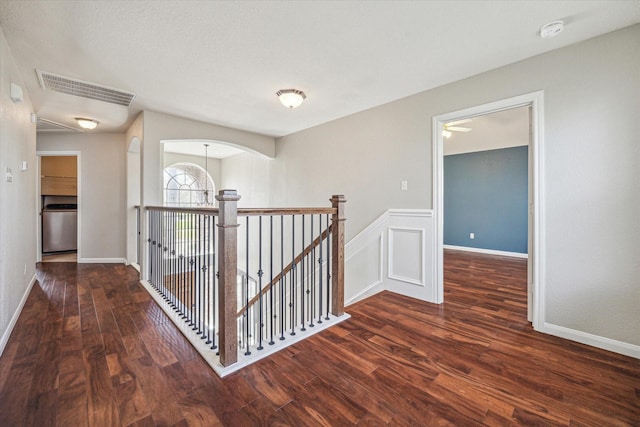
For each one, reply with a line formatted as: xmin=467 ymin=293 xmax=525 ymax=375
xmin=163 ymin=162 xmax=215 ymax=207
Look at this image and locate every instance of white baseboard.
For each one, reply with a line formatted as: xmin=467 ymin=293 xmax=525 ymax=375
xmin=346 ymin=281 xmax=383 ymax=306
xmin=0 ymin=274 xmax=37 ymax=357
xmin=542 ymin=322 xmax=640 ymax=359
xmin=140 ymin=279 xmax=350 ymax=377
xmin=444 ymin=244 xmax=528 ymax=259
xmin=79 ymin=257 xmax=127 ymax=264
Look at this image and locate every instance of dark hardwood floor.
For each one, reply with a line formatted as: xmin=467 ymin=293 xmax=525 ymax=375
xmin=0 ymin=250 xmax=638 ymax=426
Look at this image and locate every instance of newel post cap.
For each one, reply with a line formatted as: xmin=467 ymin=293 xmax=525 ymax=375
xmin=216 ymin=189 xmax=241 ymax=202
xmin=331 ymin=194 xmax=346 ymax=220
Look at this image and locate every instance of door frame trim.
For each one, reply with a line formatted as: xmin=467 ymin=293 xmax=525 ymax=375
xmin=432 ymin=91 xmax=545 ymax=330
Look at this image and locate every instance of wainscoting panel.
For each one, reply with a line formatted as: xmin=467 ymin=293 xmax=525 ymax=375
xmin=388 ymin=227 xmax=424 ymax=286
xmin=345 ymin=209 xmax=435 ymax=305
xmin=344 ymin=232 xmax=384 ymax=304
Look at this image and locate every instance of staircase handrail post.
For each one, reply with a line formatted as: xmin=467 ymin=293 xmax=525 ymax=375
xmin=216 ymin=189 xmax=241 ymax=366
xmin=330 ymin=195 xmax=346 ymax=316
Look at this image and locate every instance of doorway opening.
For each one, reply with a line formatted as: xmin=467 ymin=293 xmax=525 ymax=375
xmin=443 ymin=107 xmax=529 ymax=257
xmin=37 ymin=152 xmax=81 ymax=263
xmin=432 ymin=91 xmax=545 ymax=330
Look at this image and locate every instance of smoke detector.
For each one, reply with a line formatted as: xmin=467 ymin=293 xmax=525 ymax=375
xmin=540 ymin=20 xmax=564 ymax=39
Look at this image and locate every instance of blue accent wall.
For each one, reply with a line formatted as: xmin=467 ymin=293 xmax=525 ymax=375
xmin=444 ymin=146 xmax=528 ymax=254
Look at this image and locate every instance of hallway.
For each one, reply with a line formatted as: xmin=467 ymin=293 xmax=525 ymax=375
xmin=0 ymin=252 xmax=638 ymax=425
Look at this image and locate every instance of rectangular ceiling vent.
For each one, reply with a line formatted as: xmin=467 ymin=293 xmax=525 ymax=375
xmin=36 ymin=69 xmax=136 ymax=107
xmin=36 ymin=117 xmax=80 ymax=132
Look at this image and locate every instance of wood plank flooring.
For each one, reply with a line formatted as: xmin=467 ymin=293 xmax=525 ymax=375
xmin=41 ymin=252 xmax=77 ymax=263
xmin=0 ymin=250 xmax=638 ymax=425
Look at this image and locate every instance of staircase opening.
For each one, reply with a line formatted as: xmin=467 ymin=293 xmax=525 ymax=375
xmin=139 ymin=190 xmax=349 ymax=376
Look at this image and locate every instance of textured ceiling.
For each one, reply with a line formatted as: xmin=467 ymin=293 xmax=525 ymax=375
xmin=1 ymin=1 xmax=638 ymax=137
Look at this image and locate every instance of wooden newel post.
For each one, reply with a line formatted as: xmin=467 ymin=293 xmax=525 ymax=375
xmin=330 ymin=195 xmax=346 ymax=316
xmin=216 ymin=189 xmax=241 ymax=366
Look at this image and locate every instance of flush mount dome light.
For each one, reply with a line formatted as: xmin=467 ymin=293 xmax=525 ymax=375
xmin=276 ymin=89 xmax=306 ymax=109
xmin=75 ymin=117 xmax=99 ymax=130
xmin=540 ymin=20 xmax=564 ymax=39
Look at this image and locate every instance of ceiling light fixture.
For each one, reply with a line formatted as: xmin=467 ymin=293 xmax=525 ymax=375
xmin=276 ymin=89 xmax=306 ymax=109
xmin=540 ymin=20 xmax=564 ymax=39
xmin=75 ymin=117 xmax=99 ymax=130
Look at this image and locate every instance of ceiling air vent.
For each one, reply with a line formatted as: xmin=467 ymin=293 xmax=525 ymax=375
xmin=36 ymin=69 xmax=136 ymax=107
xmin=36 ymin=117 xmax=80 ymax=132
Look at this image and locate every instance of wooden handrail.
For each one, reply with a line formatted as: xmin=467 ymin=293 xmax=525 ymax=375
xmin=145 ymin=205 xmax=335 ymax=216
xmin=237 ymin=207 xmax=336 ymax=216
xmin=236 ymin=224 xmax=333 ymax=317
xmin=146 ymin=205 xmax=219 ymax=215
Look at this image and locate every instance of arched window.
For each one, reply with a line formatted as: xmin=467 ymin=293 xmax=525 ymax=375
xmin=163 ymin=162 xmax=215 ymax=207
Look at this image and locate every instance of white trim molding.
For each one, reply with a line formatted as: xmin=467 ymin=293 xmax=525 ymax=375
xmin=79 ymin=257 xmax=128 ymax=264
xmin=36 ymin=151 xmax=82 ymax=263
xmin=542 ymin=322 xmax=640 ymax=359
xmin=432 ymin=91 xmax=545 ymax=325
xmin=444 ymin=245 xmax=528 ymax=259
xmin=140 ymin=279 xmax=350 ymax=377
xmin=345 ymin=209 xmax=435 ymax=306
xmin=345 ymin=232 xmax=384 ymax=304
xmin=388 ymin=227 xmax=425 ymax=286
xmin=0 ymin=274 xmax=37 ymax=356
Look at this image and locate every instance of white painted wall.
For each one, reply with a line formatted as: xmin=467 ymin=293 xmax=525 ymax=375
xmin=136 ymin=110 xmax=276 ymax=279
xmin=126 ymin=139 xmax=140 ymax=266
xmin=37 ymin=133 xmax=127 ymax=262
xmin=221 ymin=100 xmax=430 ymax=236
xmin=220 ymin=152 xmax=273 ymax=208
xmin=0 ymin=26 xmax=38 ymax=354
xmin=125 ymin=114 xmax=143 ymax=266
xmin=221 ymin=25 xmax=640 ymax=350
xmin=141 ymin=110 xmax=276 ymax=208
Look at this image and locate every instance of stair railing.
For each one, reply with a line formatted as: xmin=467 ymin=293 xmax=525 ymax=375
xmin=142 ymin=190 xmax=346 ymax=371
xmin=235 ymin=225 xmax=332 ymax=318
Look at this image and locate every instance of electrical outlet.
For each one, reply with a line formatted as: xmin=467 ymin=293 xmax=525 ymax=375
xmin=401 ymin=180 xmax=408 ymax=191
xmin=469 ymin=233 xmax=475 ymax=239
